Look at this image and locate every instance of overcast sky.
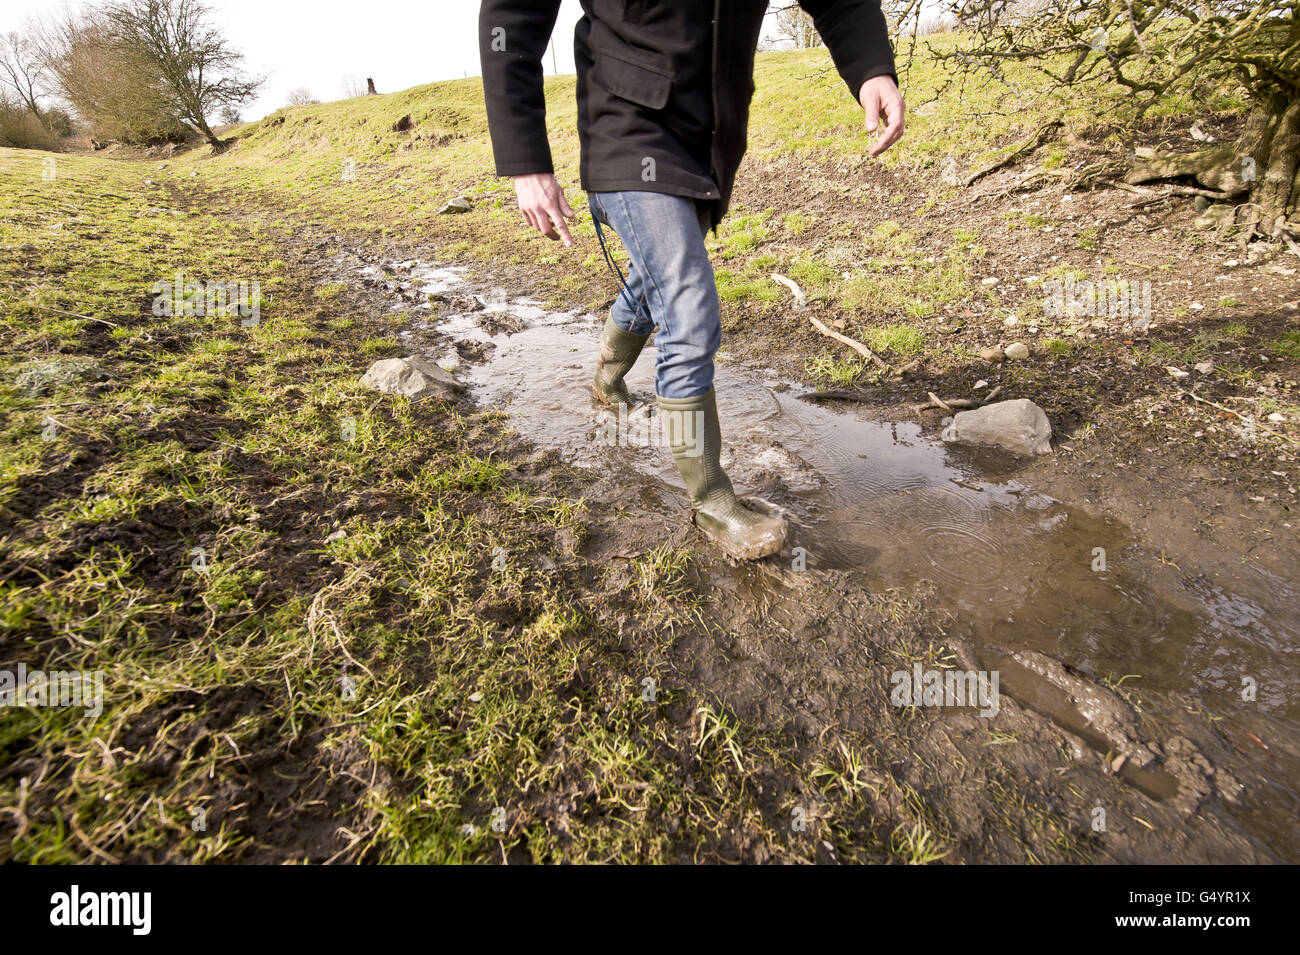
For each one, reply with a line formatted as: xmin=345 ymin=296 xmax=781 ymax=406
xmin=2 ymin=0 xmax=801 ymax=121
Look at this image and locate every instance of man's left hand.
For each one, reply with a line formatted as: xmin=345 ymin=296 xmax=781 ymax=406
xmin=860 ymin=75 xmax=905 ymax=157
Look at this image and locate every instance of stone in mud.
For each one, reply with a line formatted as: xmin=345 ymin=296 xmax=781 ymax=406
xmin=978 ymin=346 xmax=1004 ymax=363
xmin=946 ymin=398 xmax=1052 ymax=456
xmin=360 ymin=355 xmax=463 ymax=400
xmin=439 ymin=196 xmax=473 ymax=214
xmin=1004 ymin=341 xmax=1030 ymax=360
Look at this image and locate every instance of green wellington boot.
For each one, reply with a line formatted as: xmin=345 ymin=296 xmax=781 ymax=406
xmin=592 ymin=316 xmax=650 ymax=407
xmin=657 ymin=388 xmax=788 ymax=561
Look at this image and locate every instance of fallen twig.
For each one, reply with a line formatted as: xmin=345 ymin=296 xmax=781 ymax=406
xmin=769 ymin=272 xmax=806 ymax=309
xmin=800 ymin=389 xmax=874 ymax=403
xmin=927 ymin=391 xmax=954 ymax=413
xmin=34 ymin=304 xmax=120 ymax=328
xmin=1176 ymin=389 xmax=1296 ymax=446
xmin=807 ymin=316 xmax=889 ymax=370
xmin=964 ymin=117 xmax=1063 ymax=188
xmin=913 ymin=385 xmax=1003 ymax=414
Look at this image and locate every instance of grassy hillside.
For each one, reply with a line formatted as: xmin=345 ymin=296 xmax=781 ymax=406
xmin=163 ymin=44 xmax=1294 ymax=469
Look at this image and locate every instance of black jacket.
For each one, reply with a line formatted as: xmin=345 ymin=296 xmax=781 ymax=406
xmin=479 ymin=0 xmax=895 ymax=226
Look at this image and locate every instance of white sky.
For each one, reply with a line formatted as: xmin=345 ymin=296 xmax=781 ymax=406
xmin=2 ymin=0 xmax=801 ymax=122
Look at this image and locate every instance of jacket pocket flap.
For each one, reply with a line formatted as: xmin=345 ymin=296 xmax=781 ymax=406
xmin=593 ymin=46 xmax=673 ymax=110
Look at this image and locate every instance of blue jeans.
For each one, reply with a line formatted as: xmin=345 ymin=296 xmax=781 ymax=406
xmin=588 ymin=191 xmax=720 ymax=400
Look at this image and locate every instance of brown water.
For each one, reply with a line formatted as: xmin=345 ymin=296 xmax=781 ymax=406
xmin=395 ymin=259 xmax=1299 ymax=856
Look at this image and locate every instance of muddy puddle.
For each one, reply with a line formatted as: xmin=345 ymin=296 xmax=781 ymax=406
xmin=376 ymin=256 xmax=1298 ymax=857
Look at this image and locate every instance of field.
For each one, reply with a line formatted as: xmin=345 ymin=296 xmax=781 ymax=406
xmin=1 ymin=42 xmax=1296 ymax=863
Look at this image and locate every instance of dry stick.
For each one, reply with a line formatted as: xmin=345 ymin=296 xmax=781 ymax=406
xmin=915 ymin=385 xmax=1003 ymax=414
xmin=927 ymin=391 xmax=954 ymax=413
xmin=34 ymin=304 xmax=120 ymax=328
xmin=770 ymin=271 xmax=891 ymax=371
xmin=800 ymin=389 xmax=873 ymax=402
xmin=1177 ymin=389 xmax=1297 ymax=446
xmin=769 ymin=272 xmax=807 ymax=308
xmin=807 ymin=316 xmax=890 ymax=370
xmin=963 ymin=117 xmax=1064 ymax=188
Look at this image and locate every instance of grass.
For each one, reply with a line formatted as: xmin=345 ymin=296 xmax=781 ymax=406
xmin=6 ymin=144 xmax=1020 ymax=865
xmin=4 ymin=148 xmax=907 ymax=864
xmin=1270 ymin=330 xmax=1300 ymax=359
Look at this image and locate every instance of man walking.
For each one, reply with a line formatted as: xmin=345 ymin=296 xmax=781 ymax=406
xmin=479 ymin=0 xmax=904 ymax=560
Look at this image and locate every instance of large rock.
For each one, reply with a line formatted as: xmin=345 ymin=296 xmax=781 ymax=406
xmin=360 ymin=355 xmax=463 ymax=400
xmin=944 ymin=398 xmax=1051 ymax=456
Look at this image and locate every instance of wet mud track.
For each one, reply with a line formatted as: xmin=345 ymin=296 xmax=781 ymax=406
xmin=339 ymin=248 xmax=1298 ymax=862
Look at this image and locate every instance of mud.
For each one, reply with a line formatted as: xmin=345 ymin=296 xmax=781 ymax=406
xmin=326 ymin=245 xmax=1298 ymax=862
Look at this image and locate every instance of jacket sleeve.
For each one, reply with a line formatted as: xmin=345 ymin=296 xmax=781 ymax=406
xmin=797 ymin=0 xmax=897 ymax=101
xmin=479 ymin=0 xmax=563 ymax=177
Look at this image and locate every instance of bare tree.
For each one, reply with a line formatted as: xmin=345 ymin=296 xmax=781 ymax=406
xmin=285 ymin=87 xmax=319 ymax=106
xmin=41 ymin=7 xmax=191 ymax=145
xmin=340 ymin=74 xmax=367 ymax=99
xmin=0 ymin=27 xmax=52 ymax=124
xmin=768 ymin=3 xmax=823 ymax=49
xmin=104 ymin=0 xmax=264 ymax=151
xmin=925 ymin=1 xmax=1299 ymax=237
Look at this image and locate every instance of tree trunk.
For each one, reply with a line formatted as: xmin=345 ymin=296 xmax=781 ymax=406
xmin=1254 ymin=96 xmax=1299 ymax=234
xmin=196 ymin=117 xmax=225 ymax=152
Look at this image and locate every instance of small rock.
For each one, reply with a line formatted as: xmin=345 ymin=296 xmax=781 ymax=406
xmin=940 ymin=157 xmax=960 ymax=187
xmin=944 ymin=399 xmax=1052 ymax=456
xmin=326 ymin=529 xmax=347 ymax=542
xmin=1268 ymin=412 xmax=1286 ymax=423
xmin=1194 ymin=361 xmax=1215 ymax=374
xmin=974 ymin=379 xmax=988 ymax=390
xmin=360 ymin=355 xmax=464 ymax=400
xmin=979 ymin=347 xmax=1005 ymax=363
xmin=1165 ymin=366 xmax=1190 ymax=379
xmin=1004 ymin=342 xmax=1030 ymax=360
xmin=1003 ymin=314 xmax=1019 ymax=326
xmin=439 ymin=196 xmax=473 ymax=214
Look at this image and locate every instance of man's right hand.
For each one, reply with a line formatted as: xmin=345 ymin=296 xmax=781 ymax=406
xmin=514 ymin=173 xmax=576 ymax=247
